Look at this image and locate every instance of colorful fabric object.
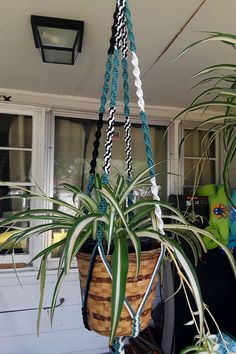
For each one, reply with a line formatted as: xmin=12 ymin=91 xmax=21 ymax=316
xmin=216 ymin=331 xmax=236 ymax=353
xmin=197 ymin=185 xmax=229 ymax=249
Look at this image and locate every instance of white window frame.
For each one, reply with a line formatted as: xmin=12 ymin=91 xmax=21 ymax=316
xmin=178 ymin=120 xmax=220 ymax=194
xmin=0 ymin=103 xmax=48 ymax=268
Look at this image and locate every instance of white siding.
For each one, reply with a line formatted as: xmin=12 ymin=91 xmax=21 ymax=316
xmin=0 ymin=269 xmax=108 ymax=354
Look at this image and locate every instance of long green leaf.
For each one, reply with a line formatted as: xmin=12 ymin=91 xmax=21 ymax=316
xmin=31 ymin=238 xmax=66 ymax=262
xmin=110 ymin=234 xmax=128 ymax=345
xmin=37 ymin=253 xmax=47 ymax=335
xmin=136 ymin=229 xmax=204 ymax=339
xmin=107 ymin=206 xmax=116 ymax=255
xmin=71 ymin=229 xmax=92 ymax=259
xmin=192 ymin=64 xmax=236 ymax=79
xmin=171 ymin=225 xmax=236 ymax=278
xmin=73 ymin=192 xmax=98 ymax=213
xmin=50 ymin=270 xmax=66 ymax=323
xmin=114 ymin=174 xmax=125 ymax=198
xmin=125 ymin=200 xmax=187 ymax=224
xmin=64 ymin=214 xmax=107 ymax=273
xmin=0 ymin=223 xmax=71 ymax=252
xmin=175 ymin=32 xmax=236 ymax=61
xmin=99 ymin=185 xmax=141 ymax=275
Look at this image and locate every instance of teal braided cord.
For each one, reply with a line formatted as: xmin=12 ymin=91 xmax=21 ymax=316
xmin=96 ymin=177 xmax=108 ymax=243
xmin=140 ymin=111 xmax=155 ymax=178
xmin=125 ymin=1 xmax=136 ymax=53
xmin=127 ymin=179 xmax=134 ymax=211
xmin=109 ymin=49 xmax=120 ymax=108
xmin=122 ymin=57 xmax=130 ymax=117
xmin=86 ymin=173 xmax=95 ymax=196
xmin=101 ymin=172 xmax=109 ymax=185
xmin=99 ymin=54 xmax=113 ymax=114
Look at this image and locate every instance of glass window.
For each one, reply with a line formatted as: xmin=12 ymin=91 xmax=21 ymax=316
xmin=0 ymin=114 xmax=32 ymax=255
xmin=184 ymin=129 xmax=216 ymax=193
xmin=52 ymin=116 xmax=167 ymax=257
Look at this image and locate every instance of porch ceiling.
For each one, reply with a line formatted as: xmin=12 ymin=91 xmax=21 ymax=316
xmin=0 ymin=0 xmax=235 ymax=109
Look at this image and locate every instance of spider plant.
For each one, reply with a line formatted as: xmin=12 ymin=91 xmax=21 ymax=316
xmin=174 ymin=32 xmax=236 ymax=201
xmin=0 ymin=167 xmax=235 ymax=346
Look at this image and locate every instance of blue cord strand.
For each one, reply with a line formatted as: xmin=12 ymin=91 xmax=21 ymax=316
xmin=140 ymin=111 xmax=155 ymax=178
xmin=99 ymin=54 xmax=113 ymax=114
xmin=86 ymin=173 xmax=95 ymax=196
xmin=125 ymin=1 xmax=136 ymax=53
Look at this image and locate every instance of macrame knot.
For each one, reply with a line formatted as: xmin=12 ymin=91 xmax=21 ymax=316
xmin=132 ymin=316 xmax=141 ymax=337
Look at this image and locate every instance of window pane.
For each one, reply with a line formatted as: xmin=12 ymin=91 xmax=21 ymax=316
xmin=0 ymin=114 xmax=32 ymax=183
xmin=0 ymin=114 xmax=32 ymax=148
xmin=0 ymin=150 xmax=32 ymax=182
xmin=54 ymin=118 xmax=167 ymax=197
xmin=0 ymin=187 xmax=30 ymax=217
xmin=184 ymin=130 xmax=215 ymax=158
xmin=184 ymin=159 xmax=216 ymax=187
xmin=0 ymin=187 xmax=30 ymax=254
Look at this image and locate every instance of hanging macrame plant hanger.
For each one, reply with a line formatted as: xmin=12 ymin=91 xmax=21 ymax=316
xmin=78 ymin=1 xmax=165 ymax=353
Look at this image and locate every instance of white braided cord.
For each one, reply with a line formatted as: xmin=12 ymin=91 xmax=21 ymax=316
xmin=131 ymin=51 xmax=145 ymax=112
xmin=150 ymin=177 xmax=164 ymax=234
xmin=131 ymin=50 xmax=164 ymax=234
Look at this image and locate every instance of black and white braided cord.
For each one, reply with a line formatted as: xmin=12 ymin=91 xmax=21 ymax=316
xmin=115 ymin=0 xmax=126 ymax=50
xmin=121 ymin=4 xmax=132 ymax=179
xmin=124 ymin=116 xmax=132 ymax=179
xmin=103 ymin=1 xmax=125 ymax=176
xmin=103 ymin=107 xmax=116 ymax=175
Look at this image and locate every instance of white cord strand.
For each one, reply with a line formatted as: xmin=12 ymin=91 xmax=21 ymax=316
xmin=131 ymin=51 xmax=145 ymax=112
xmin=150 ymin=176 xmax=165 ymax=234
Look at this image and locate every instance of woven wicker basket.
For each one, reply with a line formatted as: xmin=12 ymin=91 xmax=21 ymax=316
xmin=77 ymin=247 xmax=160 ymax=337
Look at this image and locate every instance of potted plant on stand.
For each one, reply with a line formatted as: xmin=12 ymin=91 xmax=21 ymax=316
xmin=0 ymin=4 xmax=236 ymax=354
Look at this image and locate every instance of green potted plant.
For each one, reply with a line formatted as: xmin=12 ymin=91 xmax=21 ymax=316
xmin=1 ymin=1 xmax=236 ymax=352
xmin=172 ymin=31 xmax=236 ymax=353
xmin=0 ymin=168 xmax=235 ymax=350
xmin=174 ymin=32 xmax=236 ymax=201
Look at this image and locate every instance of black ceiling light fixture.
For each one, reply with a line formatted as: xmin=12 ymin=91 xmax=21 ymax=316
xmin=31 ymin=15 xmax=84 ymax=65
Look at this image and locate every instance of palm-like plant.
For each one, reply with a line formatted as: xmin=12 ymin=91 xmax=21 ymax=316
xmin=0 ymin=167 xmax=235 ymax=348
xmin=174 ymin=32 xmax=236 ymax=201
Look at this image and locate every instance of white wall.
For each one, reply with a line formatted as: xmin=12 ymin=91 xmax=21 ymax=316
xmin=0 ymin=269 xmax=108 ymax=354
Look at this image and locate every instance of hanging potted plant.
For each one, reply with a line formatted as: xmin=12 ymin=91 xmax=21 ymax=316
xmin=173 ymin=32 xmax=236 ymax=202
xmin=0 ymin=3 xmax=236 ymax=354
